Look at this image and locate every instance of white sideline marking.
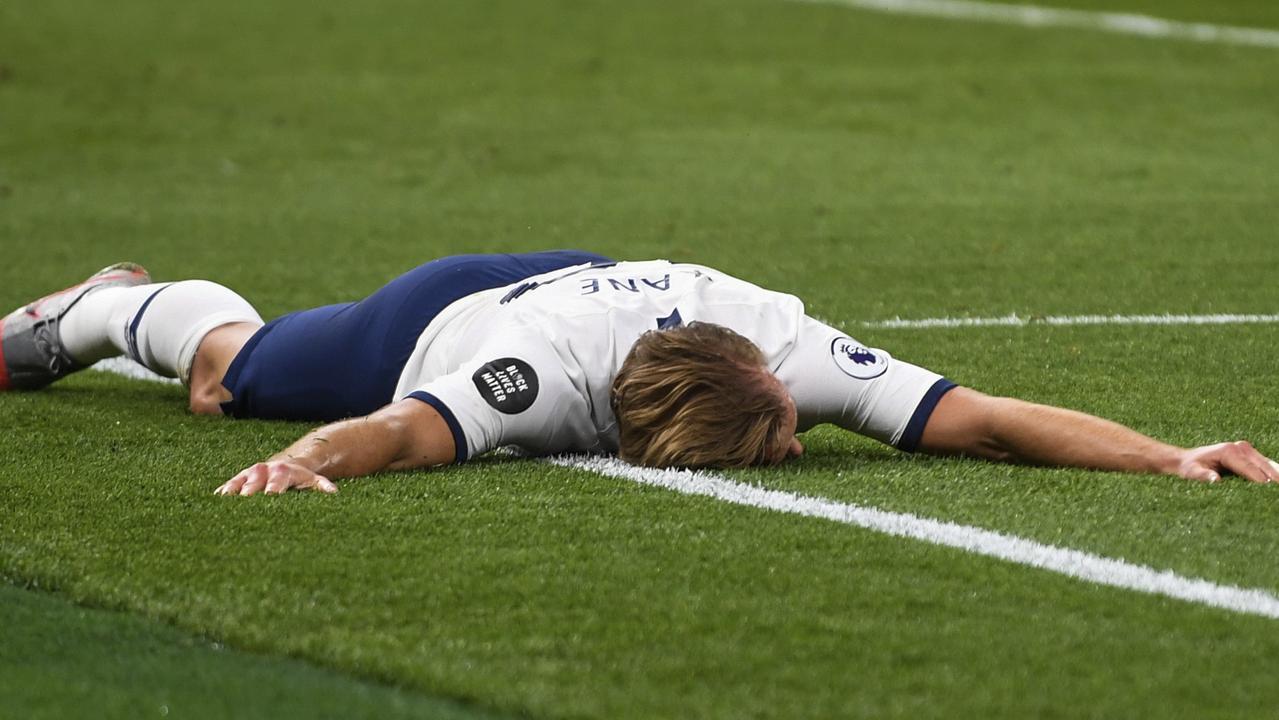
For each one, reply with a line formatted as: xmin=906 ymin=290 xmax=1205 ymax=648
xmin=792 ymin=0 xmax=1279 ymax=49
xmin=89 ymin=359 xmax=1279 ymax=619
xmin=551 ymin=455 xmax=1279 ymax=620
xmin=858 ymin=313 xmax=1279 ymax=330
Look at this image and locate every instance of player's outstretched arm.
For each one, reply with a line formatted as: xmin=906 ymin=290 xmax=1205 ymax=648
xmin=215 ymin=399 xmax=457 ymax=496
xmin=918 ymin=387 xmax=1279 ymax=483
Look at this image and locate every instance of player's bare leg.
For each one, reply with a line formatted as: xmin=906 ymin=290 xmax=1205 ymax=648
xmin=188 ymin=322 xmax=260 ymax=415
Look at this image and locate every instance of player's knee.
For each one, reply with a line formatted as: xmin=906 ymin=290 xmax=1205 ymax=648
xmin=188 ymin=385 xmax=225 ymax=416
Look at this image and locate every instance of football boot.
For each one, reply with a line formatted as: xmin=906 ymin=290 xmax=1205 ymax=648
xmin=0 ymin=262 xmax=151 ymax=390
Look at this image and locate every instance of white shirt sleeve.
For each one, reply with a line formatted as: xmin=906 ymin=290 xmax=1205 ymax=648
xmin=403 ymin=329 xmax=595 ymax=461
xmin=773 ymin=316 xmax=957 ymax=451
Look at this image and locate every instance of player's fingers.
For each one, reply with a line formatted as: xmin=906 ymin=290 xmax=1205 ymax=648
xmin=1221 ymin=449 xmax=1271 ymax=484
xmin=293 ymin=471 xmax=339 ymax=494
xmin=1232 ymin=443 xmax=1279 ymax=482
xmin=1184 ymin=465 xmax=1221 ymax=483
xmin=264 ymin=465 xmax=293 ymax=495
xmin=217 ymin=469 xmax=252 ymax=496
xmin=1232 ymin=441 xmax=1263 ymax=462
xmin=1226 ymin=442 xmax=1279 ymax=483
xmin=239 ymin=463 xmax=270 ymax=496
xmin=1244 ymin=464 xmax=1274 ymax=484
xmin=218 ymin=471 xmax=250 ymax=495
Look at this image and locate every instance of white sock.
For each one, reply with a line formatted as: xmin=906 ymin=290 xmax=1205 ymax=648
xmin=60 ymin=284 xmax=161 ymax=366
xmin=61 ymin=280 xmax=263 ymax=383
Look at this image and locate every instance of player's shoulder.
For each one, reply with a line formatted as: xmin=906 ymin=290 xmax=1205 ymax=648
xmin=599 ymin=259 xmax=771 ymax=292
xmin=680 ymin=263 xmax=805 ymax=306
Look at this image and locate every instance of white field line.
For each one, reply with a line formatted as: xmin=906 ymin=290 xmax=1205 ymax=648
xmin=550 ymin=454 xmax=1279 ymax=620
xmin=856 ymin=313 xmax=1279 ymax=330
xmin=90 ymin=358 xmax=1279 ymax=619
xmin=791 ymin=0 xmax=1279 ymax=49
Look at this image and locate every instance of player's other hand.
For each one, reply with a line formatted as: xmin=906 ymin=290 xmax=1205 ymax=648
xmin=1177 ymin=441 xmax=1279 ymax=484
xmin=215 ymin=461 xmax=339 ymax=496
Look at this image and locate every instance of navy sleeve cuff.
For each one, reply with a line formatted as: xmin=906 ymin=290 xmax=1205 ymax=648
xmin=897 ymin=379 xmax=959 ymax=453
xmin=406 ymin=391 xmax=469 ymax=463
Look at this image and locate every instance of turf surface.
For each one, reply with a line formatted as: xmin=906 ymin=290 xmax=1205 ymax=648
xmin=3 ymin=0 xmax=1279 ymax=717
xmin=0 ymin=583 xmax=505 ymax=720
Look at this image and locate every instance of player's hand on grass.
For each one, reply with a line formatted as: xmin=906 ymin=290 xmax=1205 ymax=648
xmin=1176 ymin=441 xmax=1279 ymax=484
xmin=215 ymin=461 xmax=339 ymax=496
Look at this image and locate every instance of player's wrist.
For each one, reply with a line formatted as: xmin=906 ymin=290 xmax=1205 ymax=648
xmin=1155 ymin=446 xmax=1190 ymax=476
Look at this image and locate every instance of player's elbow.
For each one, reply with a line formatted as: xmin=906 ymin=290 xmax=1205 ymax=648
xmin=369 ymin=403 xmax=421 ymax=460
xmin=972 ymin=432 xmax=1018 ymax=463
xmin=976 ymin=395 xmax=1044 ymax=464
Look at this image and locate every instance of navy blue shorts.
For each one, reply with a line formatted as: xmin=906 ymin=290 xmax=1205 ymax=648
xmin=219 ymin=250 xmax=612 ymax=421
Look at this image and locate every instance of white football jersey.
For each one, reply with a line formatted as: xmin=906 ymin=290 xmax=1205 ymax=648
xmin=394 ymin=260 xmax=954 ymax=462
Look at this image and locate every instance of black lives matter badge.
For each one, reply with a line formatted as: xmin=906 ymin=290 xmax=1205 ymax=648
xmin=472 ymin=358 xmax=539 ymax=414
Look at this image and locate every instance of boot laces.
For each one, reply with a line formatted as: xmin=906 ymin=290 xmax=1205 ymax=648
xmin=32 ymin=319 xmax=71 ymax=375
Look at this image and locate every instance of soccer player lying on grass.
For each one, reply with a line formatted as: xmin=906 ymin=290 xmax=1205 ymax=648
xmin=3 ymin=251 xmax=1277 ymax=494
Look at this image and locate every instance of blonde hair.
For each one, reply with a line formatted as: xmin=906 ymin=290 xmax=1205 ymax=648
xmin=610 ymin=322 xmax=790 ymax=468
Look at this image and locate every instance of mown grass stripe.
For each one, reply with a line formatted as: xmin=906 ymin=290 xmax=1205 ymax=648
xmin=790 ymin=0 xmax=1279 ymax=48
xmin=855 ymin=313 xmax=1279 ymax=329
xmin=549 ymin=455 xmax=1279 ymax=620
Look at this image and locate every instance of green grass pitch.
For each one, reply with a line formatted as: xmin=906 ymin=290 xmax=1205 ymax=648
xmin=2 ymin=0 xmax=1279 ymax=717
